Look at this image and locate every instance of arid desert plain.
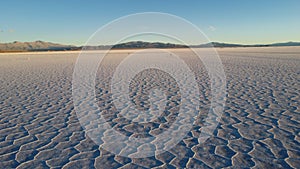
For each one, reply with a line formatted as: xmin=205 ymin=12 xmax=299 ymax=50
xmin=0 ymin=47 xmax=299 ymax=168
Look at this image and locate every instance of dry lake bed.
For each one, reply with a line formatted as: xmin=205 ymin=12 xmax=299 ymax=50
xmin=0 ymin=47 xmax=299 ymax=168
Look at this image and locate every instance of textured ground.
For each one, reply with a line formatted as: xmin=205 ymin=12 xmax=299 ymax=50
xmin=0 ymin=47 xmax=299 ymax=168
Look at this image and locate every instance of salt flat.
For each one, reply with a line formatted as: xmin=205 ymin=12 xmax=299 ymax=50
xmin=0 ymin=47 xmax=299 ymax=168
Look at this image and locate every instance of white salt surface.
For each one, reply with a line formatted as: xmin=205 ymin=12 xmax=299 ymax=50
xmin=0 ymin=47 xmax=299 ymax=168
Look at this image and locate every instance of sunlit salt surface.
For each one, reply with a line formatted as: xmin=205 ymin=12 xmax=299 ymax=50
xmin=0 ymin=47 xmax=299 ymax=168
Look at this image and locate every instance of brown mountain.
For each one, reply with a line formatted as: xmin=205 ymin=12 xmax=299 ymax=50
xmin=0 ymin=40 xmax=77 ymax=51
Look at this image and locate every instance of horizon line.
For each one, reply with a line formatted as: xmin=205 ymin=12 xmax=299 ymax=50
xmin=1 ymin=40 xmax=300 ymax=47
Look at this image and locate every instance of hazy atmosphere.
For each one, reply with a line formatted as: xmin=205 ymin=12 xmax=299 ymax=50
xmin=1 ymin=0 xmax=300 ymax=45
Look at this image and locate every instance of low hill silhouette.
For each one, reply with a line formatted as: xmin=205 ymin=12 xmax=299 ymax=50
xmin=1 ymin=41 xmax=300 ymax=52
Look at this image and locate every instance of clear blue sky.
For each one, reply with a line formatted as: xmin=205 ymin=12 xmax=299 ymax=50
xmin=1 ymin=0 xmax=299 ymax=45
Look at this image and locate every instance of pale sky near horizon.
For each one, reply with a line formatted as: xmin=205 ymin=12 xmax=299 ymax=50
xmin=0 ymin=0 xmax=299 ymax=46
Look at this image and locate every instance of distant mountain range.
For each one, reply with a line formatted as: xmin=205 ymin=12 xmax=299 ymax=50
xmin=193 ymin=41 xmax=300 ymax=48
xmin=0 ymin=41 xmax=77 ymax=52
xmin=1 ymin=40 xmax=300 ymax=52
